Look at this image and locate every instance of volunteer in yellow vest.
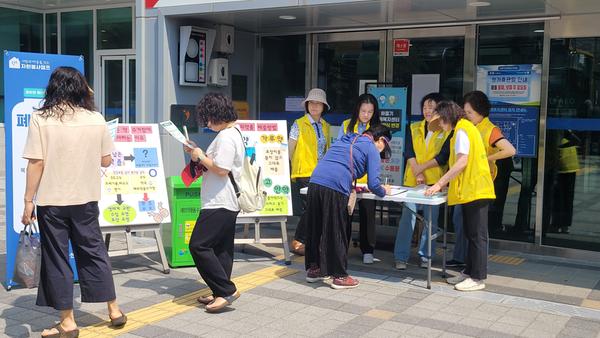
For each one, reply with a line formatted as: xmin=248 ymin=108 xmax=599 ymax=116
xmin=393 ymin=93 xmax=450 ymax=270
xmin=447 ymin=91 xmax=516 ymax=267
xmin=550 ymin=130 xmax=580 ymax=234
xmin=289 ymin=88 xmax=331 ymax=254
xmin=337 ymin=93 xmax=382 ymax=264
xmin=425 ymin=101 xmax=495 ymax=292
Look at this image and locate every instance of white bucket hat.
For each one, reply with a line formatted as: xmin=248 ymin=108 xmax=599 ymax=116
xmin=303 ymin=88 xmax=330 ymax=111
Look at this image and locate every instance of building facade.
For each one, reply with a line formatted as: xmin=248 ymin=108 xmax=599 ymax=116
xmin=2 ymin=0 xmax=600 ymax=259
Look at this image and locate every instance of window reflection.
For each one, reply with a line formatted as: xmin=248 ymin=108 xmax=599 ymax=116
xmin=474 ymin=23 xmax=544 ymax=243
xmin=544 ymin=38 xmax=600 ymax=251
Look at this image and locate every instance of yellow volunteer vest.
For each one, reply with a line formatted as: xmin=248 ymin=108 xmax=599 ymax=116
xmin=558 ymin=138 xmax=580 ymax=173
xmin=447 ymin=119 xmax=496 ymax=206
xmin=342 ymin=119 xmax=370 ymax=184
xmin=403 ymin=120 xmax=450 ymax=187
xmin=291 ymin=114 xmax=331 ymax=179
xmin=475 ymin=117 xmax=501 ymax=180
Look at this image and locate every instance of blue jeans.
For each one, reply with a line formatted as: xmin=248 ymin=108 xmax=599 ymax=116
xmin=452 ymin=205 xmax=468 ymax=263
xmin=394 ymin=203 xmax=439 ymax=262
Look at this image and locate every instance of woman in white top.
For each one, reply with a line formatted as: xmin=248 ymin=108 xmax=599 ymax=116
xmin=185 ymin=93 xmax=245 ymax=313
xmin=21 ymin=66 xmax=126 ymax=338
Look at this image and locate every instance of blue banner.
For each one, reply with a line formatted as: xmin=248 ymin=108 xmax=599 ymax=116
xmin=4 ymin=51 xmax=83 ymax=289
xmin=368 ymin=87 xmax=408 ymax=185
xmin=477 ymin=64 xmax=542 ymax=157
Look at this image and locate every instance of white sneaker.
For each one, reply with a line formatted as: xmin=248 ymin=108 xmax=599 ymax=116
xmin=419 ymin=257 xmax=429 ymax=269
xmin=447 ymin=272 xmax=469 ymax=285
xmin=455 ymin=278 xmax=485 ymax=291
xmin=395 ymin=261 xmax=407 ymax=270
xmin=363 ymin=253 xmax=374 ymax=264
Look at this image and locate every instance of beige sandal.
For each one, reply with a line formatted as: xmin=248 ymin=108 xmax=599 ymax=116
xmin=205 ymin=291 xmax=240 ymax=313
xmin=197 ymin=295 xmax=215 ymax=305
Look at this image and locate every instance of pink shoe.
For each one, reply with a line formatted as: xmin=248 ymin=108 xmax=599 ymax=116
xmin=331 ymin=276 xmax=360 ymax=289
xmin=306 ymin=267 xmax=329 ymax=283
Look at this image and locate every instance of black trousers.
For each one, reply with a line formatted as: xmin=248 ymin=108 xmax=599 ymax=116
xmin=551 ymin=172 xmax=576 ymax=229
xmin=293 ymin=177 xmax=311 ymax=243
xmin=358 ymin=199 xmax=376 ymax=254
xmin=489 ymin=157 xmax=513 ymax=232
xmin=305 ymin=183 xmax=352 ymax=277
xmin=36 ymin=202 xmax=116 ymax=311
xmin=189 ymin=208 xmax=239 ymax=297
xmin=462 ymin=199 xmax=490 ymax=280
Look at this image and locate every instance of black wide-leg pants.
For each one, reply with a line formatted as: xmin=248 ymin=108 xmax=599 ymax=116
xmin=189 ymin=208 xmax=239 ymax=297
xmin=305 ymin=183 xmax=352 ymax=278
xmin=36 ymin=202 xmax=116 ymax=311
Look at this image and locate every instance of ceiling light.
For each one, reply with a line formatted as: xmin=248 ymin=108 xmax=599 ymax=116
xmin=469 ymin=1 xmax=491 ymax=7
xmin=534 ymin=29 xmax=544 ymax=33
xmin=279 ymin=15 xmax=296 ymax=20
xmin=47 ymin=3 xmax=56 ymax=6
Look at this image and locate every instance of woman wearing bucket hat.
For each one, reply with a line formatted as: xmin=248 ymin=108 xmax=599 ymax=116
xmin=337 ymin=93 xmax=382 ymax=264
xmin=288 ymin=88 xmax=331 ymax=255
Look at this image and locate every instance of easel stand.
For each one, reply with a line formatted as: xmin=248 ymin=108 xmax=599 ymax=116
xmin=103 ymin=224 xmax=170 ymax=274
xmin=235 ymin=216 xmax=291 ymax=265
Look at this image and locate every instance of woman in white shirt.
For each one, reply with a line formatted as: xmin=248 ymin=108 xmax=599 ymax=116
xmin=185 ymin=93 xmax=245 ymax=312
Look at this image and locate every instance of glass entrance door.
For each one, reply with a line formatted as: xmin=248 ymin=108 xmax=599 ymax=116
xmin=100 ymin=55 xmax=135 ymax=122
xmin=390 ymin=27 xmax=466 ymax=115
xmin=313 ymin=31 xmax=385 ymax=120
xmin=543 ymin=37 xmax=600 ymax=251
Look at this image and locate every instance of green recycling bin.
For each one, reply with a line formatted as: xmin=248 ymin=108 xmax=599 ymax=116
xmin=163 ymin=176 xmax=202 ymax=267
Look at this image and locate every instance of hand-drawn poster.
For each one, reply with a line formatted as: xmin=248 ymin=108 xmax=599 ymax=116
xmin=236 ymin=120 xmax=293 ymax=217
xmin=99 ymin=124 xmax=172 ymax=226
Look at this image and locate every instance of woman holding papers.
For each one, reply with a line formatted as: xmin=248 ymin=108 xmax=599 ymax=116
xmin=21 ymin=67 xmax=126 ymax=337
xmin=393 ymin=93 xmax=450 ymax=270
xmin=304 ymin=124 xmax=392 ymax=289
xmin=425 ymin=101 xmax=496 ymax=291
xmin=184 ymin=93 xmax=245 ymax=312
xmin=338 ymin=93 xmax=382 ymax=264
xmin=288 ymin=88 xmax=331 ymax=255
xmin=448 ymin=91 xmax=516 ymax=267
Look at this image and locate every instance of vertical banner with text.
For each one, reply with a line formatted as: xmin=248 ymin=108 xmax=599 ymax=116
xmin=367 ymin=87 xmax=407 ymax=185
xmin=4 ymin=51 xmax=84 ymax=288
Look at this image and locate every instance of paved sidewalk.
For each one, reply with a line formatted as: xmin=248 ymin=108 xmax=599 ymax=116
xmin=1 ymin=231 xmax=600 ymax=338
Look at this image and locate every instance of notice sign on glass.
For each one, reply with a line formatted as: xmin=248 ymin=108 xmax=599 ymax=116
xmin=477 ymin=64 xmax=541 ymax=158
xmin=393 ymin=39 xmax=410 ymax=57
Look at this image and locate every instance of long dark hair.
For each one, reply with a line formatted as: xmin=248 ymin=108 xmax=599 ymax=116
xmin=347 ymin=93 xmax=380 ymax=133
xmin=38 ymin=67 xmax=95 ymax=119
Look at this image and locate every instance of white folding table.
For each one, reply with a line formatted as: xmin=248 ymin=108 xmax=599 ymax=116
xmin=300 ymin=186 xmax=448 ymax=289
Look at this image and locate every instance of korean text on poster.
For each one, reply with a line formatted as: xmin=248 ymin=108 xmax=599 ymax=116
xmin=236 ymin=120 xmax=293 ymax=217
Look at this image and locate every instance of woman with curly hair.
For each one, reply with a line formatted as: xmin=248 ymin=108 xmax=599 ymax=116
xmin=185 ymin=93 xmax=245 ymax=313
xmin=21 ymin=66 xmax=126 ymax=338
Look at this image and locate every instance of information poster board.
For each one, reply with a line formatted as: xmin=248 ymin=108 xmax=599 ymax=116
xmin=99 ymin=124 xmax=171 ymax=226
xmin=477 ymin=64 xmax=541 ymax=157
xmin=236 ymin=120 xmax=293 ymax=217
xmin=367 ymin=87 xmax=408 ymax=185
xmin=4 ymin=51 xmax=83 ymax=288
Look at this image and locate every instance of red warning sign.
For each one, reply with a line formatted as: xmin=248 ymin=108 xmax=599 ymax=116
xmin=393 ymin=39 xmax=410 ymax=57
